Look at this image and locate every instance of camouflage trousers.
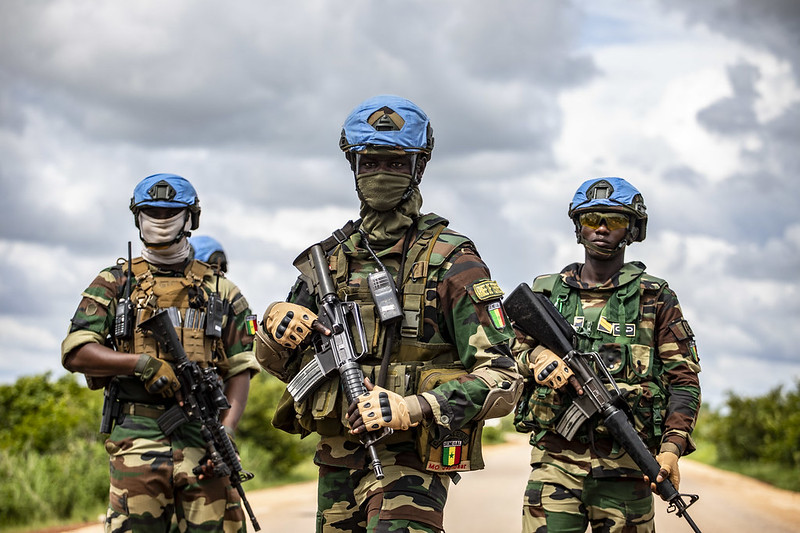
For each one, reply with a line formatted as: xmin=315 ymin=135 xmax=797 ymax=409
xmin=104 ymin=412 xmax=245 ymax=533
xmin=522 ymin=467 xmax=655 ymax=533
xmin=316 ymin=461 xmax=450 ymax=533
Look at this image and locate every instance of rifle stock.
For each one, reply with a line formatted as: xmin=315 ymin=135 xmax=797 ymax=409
xmin=504 ymin=282 xmax=701 ymax=533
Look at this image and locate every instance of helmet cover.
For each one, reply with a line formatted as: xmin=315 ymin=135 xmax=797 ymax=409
xmin=568 ymin=177 xmax=647 ymax=242
xmin=339 ymin=95 xmax=434 ymax=156
xmin=130 ymin=173 xmax=201 ymax=229
xmin=189 ymin=235 xmax=225 ymax=263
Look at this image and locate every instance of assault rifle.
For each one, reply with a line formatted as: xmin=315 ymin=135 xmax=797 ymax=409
xmin=286 ymin=244 xmax=392 ymax=479
xmin=504 ymin=283 xmax=701 ymax=533
xmin=139 ymin=311 xmax=261 ymax=531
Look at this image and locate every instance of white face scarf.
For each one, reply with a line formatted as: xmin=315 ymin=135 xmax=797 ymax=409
xmin=138 ymin=211 xmax=192 ymax=265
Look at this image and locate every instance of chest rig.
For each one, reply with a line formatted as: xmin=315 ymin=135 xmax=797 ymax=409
xmin=115 ymin=258 xmax=223 ymax=367
xmin=534 ymin=265 xmax=666 ymax=384
xmin=328 ymin=218 xmax=470 ymax=396
xmin=517 ymin=264 xmax=670 ymax=448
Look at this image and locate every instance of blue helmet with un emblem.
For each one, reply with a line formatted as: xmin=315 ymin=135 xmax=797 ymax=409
xmin=130 ymin=173 xmax=201 ymax=230
xmin=568 ymin=177 xmax=648 ymax=242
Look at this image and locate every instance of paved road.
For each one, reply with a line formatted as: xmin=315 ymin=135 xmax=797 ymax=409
xmin=59 ymin=433 xmax=800 ymax=532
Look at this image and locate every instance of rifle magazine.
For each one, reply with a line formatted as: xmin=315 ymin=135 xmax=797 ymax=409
xmin=287 ymin=357 xmax=326 ymax=402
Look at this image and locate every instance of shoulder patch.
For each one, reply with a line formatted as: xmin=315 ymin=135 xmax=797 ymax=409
xmin=231 ymin=294 xmax=250 ymax=315
xmin=668 ymin=318 xmax=694 ymax=341
xmin=470 ymin=279 xmax=504 ymax=301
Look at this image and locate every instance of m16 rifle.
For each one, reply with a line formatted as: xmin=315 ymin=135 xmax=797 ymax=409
xmin=286 ymin=243 xmax=392 ymax=479
xmin=139 ymin=311 xmax=261 ymax=531
xmin=504 ymin=282 xmax=701 ymax=533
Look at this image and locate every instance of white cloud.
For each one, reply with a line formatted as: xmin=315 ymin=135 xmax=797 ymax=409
xmin=1 ymin=0 xmax=798 ymax=409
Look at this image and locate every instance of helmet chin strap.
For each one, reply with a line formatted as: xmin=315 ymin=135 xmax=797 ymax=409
xmin=580 ymin=237 xmax=625 ymax=258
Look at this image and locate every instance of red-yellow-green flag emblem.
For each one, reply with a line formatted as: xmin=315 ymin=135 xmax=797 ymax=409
xmin=487 ymin=302 xmax=506 ymax=330
xmin=442 ymin=439 xmax=463 ymax=467
xmin=245 ymin=314 xmax=258 ymax=335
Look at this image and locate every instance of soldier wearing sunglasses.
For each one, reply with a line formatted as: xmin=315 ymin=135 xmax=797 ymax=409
xmin=512 ymin=177 xmax=702 ymax=532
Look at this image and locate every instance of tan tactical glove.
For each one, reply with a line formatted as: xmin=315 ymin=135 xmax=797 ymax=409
xmin=134 ymin=354 xmax=180 ymax=397
xmin=351 ymin=386 xmax=424 ymax=432
xmin=531 ymin=348 xmax=573 ymax=389
xmin=653 ymin=449 xmax=681 ymax=493
xmin=265 ymin=302 xmax=318 ymax=349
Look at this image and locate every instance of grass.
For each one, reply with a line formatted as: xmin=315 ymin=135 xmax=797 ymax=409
xmin=686 ymin=437 xmax=800 ymax=493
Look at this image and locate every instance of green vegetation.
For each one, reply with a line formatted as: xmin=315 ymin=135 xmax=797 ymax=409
xmin=2 ymin=372 xmax=797 ymax=530
xmin=690 ymin=381 xmax=800 ymax=492
xmin=0 ymin=371 xmax=315 ymax=531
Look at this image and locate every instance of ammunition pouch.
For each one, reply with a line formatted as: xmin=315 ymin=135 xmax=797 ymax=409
xmin=272 ymin=359 xmax=488 ymax=473
xmin=415 ymin=365 xmax=485 ymax=473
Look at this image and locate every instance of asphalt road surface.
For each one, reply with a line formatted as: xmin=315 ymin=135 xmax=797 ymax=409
xmin=56 ymin=433 xmax=799 ymax=532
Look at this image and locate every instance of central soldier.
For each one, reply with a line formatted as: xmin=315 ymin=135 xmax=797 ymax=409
xmin=255 ymin=95 xmax=522 ymax=533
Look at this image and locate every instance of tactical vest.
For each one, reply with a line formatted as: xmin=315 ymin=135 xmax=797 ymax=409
xmin=115 ymin=257 xmax=224 ymax=367
xmin=515 ymin=266 xmax=669 ymax=450
xmin=281 ymin=218 xmax=488 ymax=471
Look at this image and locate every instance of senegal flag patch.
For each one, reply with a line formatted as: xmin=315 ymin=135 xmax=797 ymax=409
xmin=442 ymin=439 xmax=463 ymax=467
xmin=245 ymin=314 xmax=258 ymax=335
xmin=487 ymin=302 xmax=507 ymax=330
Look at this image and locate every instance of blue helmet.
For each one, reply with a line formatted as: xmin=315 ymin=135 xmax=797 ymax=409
xmin=568 ymin=177 xmax=648 ymax=242
xmin=339 ymin=95 xmax=434 ymax=158
xmin=130 ymin=173 xmax=201 ymax=229
xmin=189 ymin=235 xmax=227 ymax=271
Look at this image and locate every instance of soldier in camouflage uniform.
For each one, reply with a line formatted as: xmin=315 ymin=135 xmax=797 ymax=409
xmin=254 ymin=95 xmax=522 ymax=533
xmin=61 ymin=173 xmax=261 ymax=533
xmin=513 ymin=177 xmax=701 ymax=533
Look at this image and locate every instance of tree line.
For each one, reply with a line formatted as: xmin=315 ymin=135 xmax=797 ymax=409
xmin=1 ymin=372 xmax=797 ymax=529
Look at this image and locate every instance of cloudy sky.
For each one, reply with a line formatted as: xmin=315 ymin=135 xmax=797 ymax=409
xmin=1 ymin=0 xmax=798 ymax=408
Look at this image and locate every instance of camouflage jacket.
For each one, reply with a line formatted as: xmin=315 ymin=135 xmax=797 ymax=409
xmin=513 ymin=262 xmax=701 ymax=478
xmin=61 ymin=257 xmax=260 ymax=400
xmin=256 ymin=213 xmax=521 ymax=470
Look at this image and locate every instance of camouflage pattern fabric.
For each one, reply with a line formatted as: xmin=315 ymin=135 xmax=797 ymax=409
xmin=522 ymin=461 xmax=655 ymax=533
xmin=256 ymin=213 xmax=520 ymax=533
xmin=513 ymin=261 xmax=701 ymax=533
xmin=105 ymin=413 xmax=245 ymax=533
xmin=61 ymin=258 xmax=259 ymax=533
xmin=317 ymin=457 xmax=448 ymax=532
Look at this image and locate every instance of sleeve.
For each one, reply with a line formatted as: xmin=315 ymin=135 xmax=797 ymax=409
xmin=253 ymin=277 xmax=314 ymax=382
xmin=220 ymin=278 xmax=261 ymax=380
xmin=419 ymin=248 xmax=523 ymax=431
xmin=654 ymin=285 xmax=702 ymax=456
xmin=60 ymin=267 xmax=121 ymax=367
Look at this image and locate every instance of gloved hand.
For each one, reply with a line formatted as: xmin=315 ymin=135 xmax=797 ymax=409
xmin=265 ymin=302 xmax=318 ymax=349
xmin=348 ymin=380 xmax=424 ymax=433
xmin=652 ymin=450 xmax=681 ymax=494
xmin=531 ymin=348 xmax=574 ymax=390
xmin=134 ymin=354 xmax=180 ymax=397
